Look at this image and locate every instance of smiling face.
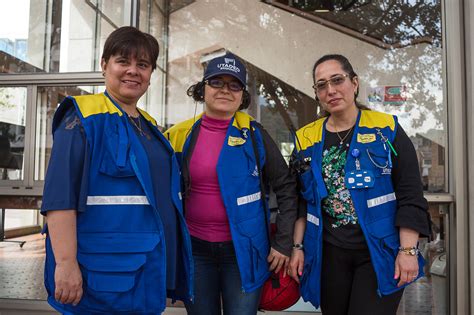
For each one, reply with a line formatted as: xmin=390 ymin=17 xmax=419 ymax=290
xmin=314 ymin=59 xmax=359 ymax=116
xmin=204 ymin=75 xmax=243 ymax=120
xmin=101 ymin=53 xmax=153 ymax=107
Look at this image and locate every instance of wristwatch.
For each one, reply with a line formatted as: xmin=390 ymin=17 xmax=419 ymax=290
xmin=398 ymin=246 xmax=419 ymax=256
xmin=293 ymin=243 xmax=304 ymax=250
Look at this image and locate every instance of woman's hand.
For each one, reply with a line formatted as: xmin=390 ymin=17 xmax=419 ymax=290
xmin=47 ymin=210 xmax=82 ymax=305
xmin=288 ymin=249 xmax=304 ymax=283
xmin=395 ymin=227 xmax=420 ymax=287
xmin=54 ymin=259 xmax=83 ymax=305
xmin=394 ymin=252 xmax=419 ymax=287
xmin=267 ymin=248 xmax=290 ymax=275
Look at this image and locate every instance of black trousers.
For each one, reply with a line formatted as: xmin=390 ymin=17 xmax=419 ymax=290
xmin=321 ymin=241 xmax=404 ymax=315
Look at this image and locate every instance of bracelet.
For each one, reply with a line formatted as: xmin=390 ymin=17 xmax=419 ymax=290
xmin=398 ymin=246 xmax=419 ymax=256
xmin=293 ymin=243 xmax=304 ymax=250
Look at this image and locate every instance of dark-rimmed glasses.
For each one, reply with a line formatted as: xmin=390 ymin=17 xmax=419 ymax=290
xmin=205 ymin=78 xmax=244 ymax=92
xmin=312 ymin=74 xmax=349 ymax=93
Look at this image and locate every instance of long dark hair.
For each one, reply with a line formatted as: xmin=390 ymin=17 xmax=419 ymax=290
xmin=312 ymin=54 xmax=369 ymax=118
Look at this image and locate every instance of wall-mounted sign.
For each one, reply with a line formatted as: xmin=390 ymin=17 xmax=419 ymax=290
xmin=367 ymin=85 xmax=407 ymax=106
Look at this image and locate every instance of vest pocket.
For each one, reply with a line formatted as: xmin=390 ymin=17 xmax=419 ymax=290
xmin=365 ymin=215 xmax=397 ymax=239
xmin=76 ymin=232 xmax=161 ymax=312
xmin=299 ymin=250 xmax=319 ymax=303
xmin=236 ymin=216 xmax=270 ymax=286
xmin=100 ymin=125 xmax=135 ymax=177
xmin=365 ymin=143 xmax=391 ymax=177
xmin=365 ymin=217 xmax=400 ymax=292
xmin=100 ymin=149 xmax=135 ymax=177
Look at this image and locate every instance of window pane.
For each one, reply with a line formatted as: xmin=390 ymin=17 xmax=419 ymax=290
xmin=140 ymin=69 xmax=166 ymax=127
xmin=0 ymin=0 xmax=133 ymax=74
xmin=168 ymin=0 xmax=445 ymax=193
xmin=0 ymin=87 xmax=26 ymax=181
xmin=4 ymin=209 xmax=37 ymax=229
xmin=35 ymin=85 xmax=104 ymax=181
xmin=139 ymin=0 xmax=166 ymax=126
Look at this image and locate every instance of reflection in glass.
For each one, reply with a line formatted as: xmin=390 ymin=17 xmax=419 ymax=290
xmin=140 ymin=0 xmax=166 ymax=69
xmin=262 ymin=0 xmax=445 ymax=191
xmin=267 ymin=0 xmax=441 ymax=47
xmin=167 ymin=0 xmax=445 ymax=192
xmin=0 ymin=0 xmax=132 ymax=74
xmin=167 ymin=2 xmax=447 ymax=311
xmin=35 ymin=86 xmax=104 ymax=181
xmin=139 ymin=0 xmax=167 ymax=125
xmin=0 ymin=87 xmax=26 ymax=181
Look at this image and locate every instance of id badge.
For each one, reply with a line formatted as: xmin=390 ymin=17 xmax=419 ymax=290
xmin=345 ymin=169 xmax=375 ymax=189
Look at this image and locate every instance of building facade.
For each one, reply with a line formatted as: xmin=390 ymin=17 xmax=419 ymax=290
xmin=0 ymin=0 xmax=473 ymax=313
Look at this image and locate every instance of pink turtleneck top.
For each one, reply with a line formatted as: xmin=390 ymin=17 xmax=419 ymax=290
xmin=185 ymin=114 xmax=232 ymax=242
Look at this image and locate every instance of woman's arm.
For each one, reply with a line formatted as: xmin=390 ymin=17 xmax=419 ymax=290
xmin=391 ymin=124 xmax=430 ymax=236
xmin=395 ymin=227 xmax=420 ymax=287
xmin=41 ymin=104 xmax=87 ymax=305
xmin=47 ymin=210 xmax=83 ymax=305
xmin=289 ymin=217 xmax=306 ymax=282
xmin=257 ymin=124 xmax=298 ymax=273
xmin=391 ymin=124 xmax=429 ymax=286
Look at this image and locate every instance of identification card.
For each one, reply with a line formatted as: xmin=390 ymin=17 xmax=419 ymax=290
xmin=345 ymin=169 xmax=375 ymax=189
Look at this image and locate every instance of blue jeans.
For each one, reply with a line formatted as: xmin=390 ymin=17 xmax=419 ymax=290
xmin=184 ymin=236 xmax=262 ymax=315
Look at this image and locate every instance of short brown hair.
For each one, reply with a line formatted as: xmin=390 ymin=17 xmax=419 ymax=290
xmin=102 ymin=26 xmax=159 ymax=70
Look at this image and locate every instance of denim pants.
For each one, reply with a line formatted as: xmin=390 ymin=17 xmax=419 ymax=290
xmin=184 ymin=236 xmax=262 ymax=315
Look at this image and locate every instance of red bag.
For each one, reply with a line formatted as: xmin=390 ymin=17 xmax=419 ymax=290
xmin=259 ymin=269 xmax=301 ymax=311
xmin=259 ymin=224 xmax=301 ymax=311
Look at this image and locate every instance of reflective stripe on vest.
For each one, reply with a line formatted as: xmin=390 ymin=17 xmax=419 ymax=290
xmin=366 ymin=192 xmax=396 ymax=208
xmin=237 ymin=192 xmax=261 ymax=206
xmin=86 ymin=195 xmax=150 ymax=205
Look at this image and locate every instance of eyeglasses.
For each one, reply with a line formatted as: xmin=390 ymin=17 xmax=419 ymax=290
xmin=312 ymin=74 xmax=350 ymax=93
xmin=205 ymin=78 xmax=244 ymax=92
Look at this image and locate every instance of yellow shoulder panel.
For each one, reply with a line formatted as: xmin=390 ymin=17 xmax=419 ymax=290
xmin=359 ymin=110 xmax=395 ymax=131
xmin=233 ymin=111 xmax=254 ymax=130
xmin=73 ymin=94 xmax=122 ymax=118
xmin=164 ymin=114 xmax=202 ymax=153
xmin=138 ymin=108 xmax=157 ymax=126
xmin=295 ymin=117 xmax=326 ymax=151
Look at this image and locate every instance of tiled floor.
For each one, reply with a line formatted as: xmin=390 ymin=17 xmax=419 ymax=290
xmin=0 ymin=234 xmax=447 ymax=314
xmin=0 ymin=234 xmax=47 ymax=300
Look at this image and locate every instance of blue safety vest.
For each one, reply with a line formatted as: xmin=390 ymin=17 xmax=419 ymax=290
xmin=43 ymin=92 xmax=194 ymax=314
xmin=295 ymin=110 xmax=425 ymax=308
xmin=165 ymin=112 xmax=271 ymax=293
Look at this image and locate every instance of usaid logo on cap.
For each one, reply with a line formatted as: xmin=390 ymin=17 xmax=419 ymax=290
xmin=204 ymin=52 xmax=247 ymax=86
xmin=217 ymin=58 xmax=240 ymax=74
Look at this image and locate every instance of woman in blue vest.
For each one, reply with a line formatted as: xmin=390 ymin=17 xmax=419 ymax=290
xmin=289 ymin=54 xmax=431 ymax=314
xmin=165 ymin=52 xmax=298 ymax=315
xmin=41 ymin=26 xmax=193 ymax=314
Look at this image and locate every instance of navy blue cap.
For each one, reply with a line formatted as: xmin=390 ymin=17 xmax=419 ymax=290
xmin=203 ymin=52 xmax=247 ymax=87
